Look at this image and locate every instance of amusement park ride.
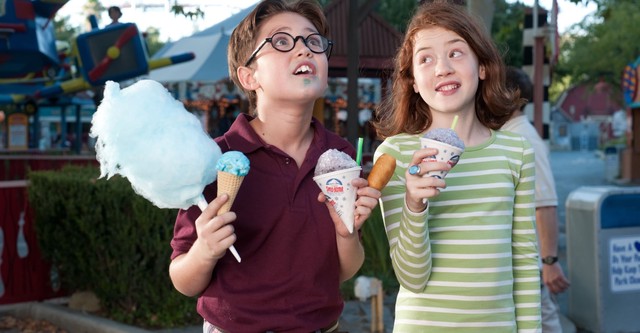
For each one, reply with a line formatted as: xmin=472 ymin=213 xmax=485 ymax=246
xmin=0 ymin=0 xmax=194 ymax=150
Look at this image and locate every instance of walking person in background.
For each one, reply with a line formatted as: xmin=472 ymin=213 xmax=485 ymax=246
xmin=373 ymin=1 xmax=541 ymax=331
xmin=168 ymin=0 xmax=381 ymax=331
xmin=504 ymin=66 xmax=571 ymax=332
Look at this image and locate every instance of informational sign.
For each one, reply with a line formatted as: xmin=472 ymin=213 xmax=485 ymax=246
xmin=7 ymin=113 xmax=28 ymax=150
xmin=610 ymin=236 xmax=640 ymax=292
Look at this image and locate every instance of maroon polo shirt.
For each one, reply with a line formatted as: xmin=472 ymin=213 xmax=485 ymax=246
xmin=171 ymin=114 xmax=355 ymax=332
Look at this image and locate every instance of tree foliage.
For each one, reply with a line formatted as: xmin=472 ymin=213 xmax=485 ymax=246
xmin=82 ymin=0 xmax=106 ymax=26
xmin=317 ymin=0 xmax=416 ymax=32
xmin=54 ymin=15 xmax=78 ymax=44
xmin=555 ymin=0 xmax=640 ymax=104
xmin=375 ymin=0 xmax=418 ymax=33
xmin=144 ymin=27 xmax=166 ymax=57
xmin=491 ymin=0 xmax=526 ymax=67
xmin=170 ymin=2 xmax=204 ymax=20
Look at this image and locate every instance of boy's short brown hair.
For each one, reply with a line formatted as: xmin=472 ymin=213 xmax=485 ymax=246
xmin=228 ymin=0 xmax=329 ymax=113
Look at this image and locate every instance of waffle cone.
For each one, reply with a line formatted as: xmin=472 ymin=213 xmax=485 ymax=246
xmin=217 ymin=171 xmax=245 ymax=215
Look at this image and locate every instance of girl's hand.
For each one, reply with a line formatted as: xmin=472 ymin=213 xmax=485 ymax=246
xmin=405 ymin=147 xmax=450 ymax=212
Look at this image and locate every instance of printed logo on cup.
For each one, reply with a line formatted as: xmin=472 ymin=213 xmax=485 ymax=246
xmin=323 ymin=178 xmax=345 ymax=194
xmin=313 ymin=166 xmax=361 ymax=233
xmin=420 ymin=138 xmax=464 ymax=180
xmin=423 ymin=150 xmax=461 ymax=167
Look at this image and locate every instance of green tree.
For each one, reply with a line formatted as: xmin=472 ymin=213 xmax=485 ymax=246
xmin=170 ymin=1 xmax=204 ymax=20
xmin=375 ymin=0 xmax=417 ymax=33
xmin=491 ymin=0 xmax=526 ymax=67
xmin=54 ymin=15 xmax=78 ymax=45
xmin=317 ymin=0 xmax=415 ymax=32
xmin=83 ymin=0 xmax=106 ymax=27
xmin=144 ymin=27 xmax=166 ymax=57
xmin=554 ymin=0 xmax=640 ymax=105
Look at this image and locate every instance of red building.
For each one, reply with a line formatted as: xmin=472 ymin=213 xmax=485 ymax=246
xmin=551 ymin=81 xmax=623 ymax=151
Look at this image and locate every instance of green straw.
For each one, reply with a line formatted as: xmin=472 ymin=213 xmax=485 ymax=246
xmin=356 ymin=137 xmax=364 ymax=166
xmin=450 ymin=115 xmax=459 ymax=130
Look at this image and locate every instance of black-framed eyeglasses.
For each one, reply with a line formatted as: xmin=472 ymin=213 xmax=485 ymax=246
xmin=244 ymin=32 xmax=333 ymax=66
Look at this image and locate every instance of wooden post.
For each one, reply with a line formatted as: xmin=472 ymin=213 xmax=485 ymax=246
xmin=370 ymin=278 xmax=384 ymax=333
xmin=621 ymin=107 xmax=640 ymax=182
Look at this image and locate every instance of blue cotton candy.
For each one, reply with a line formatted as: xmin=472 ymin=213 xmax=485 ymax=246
xmin=89 ymin=80 xmax=222 ymax=209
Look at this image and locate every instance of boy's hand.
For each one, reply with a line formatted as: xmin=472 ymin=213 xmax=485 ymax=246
xmin=318 ymin=177 xmax=381 ymax=237
xmin=193 ymin=194 xmax=237 ymax=261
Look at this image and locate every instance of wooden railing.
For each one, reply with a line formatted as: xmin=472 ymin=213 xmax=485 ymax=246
xmin=0 ymin=155 xmax=98 ymax=304
xmin=0 ymin=180 xmax=67 ymax=304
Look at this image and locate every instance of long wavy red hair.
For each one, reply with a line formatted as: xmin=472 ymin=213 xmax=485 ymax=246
xmin=374 ymin=1 xmax=522 ymax=138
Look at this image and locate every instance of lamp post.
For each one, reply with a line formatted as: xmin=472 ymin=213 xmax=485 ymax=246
xmin=533 ymin=0 xmax=545 ymax=138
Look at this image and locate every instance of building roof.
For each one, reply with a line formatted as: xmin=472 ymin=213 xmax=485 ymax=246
xmin=325 ymin=0 xmax=403 ymax=77
xmin=557 ymin=82 xmax=623 ymax=122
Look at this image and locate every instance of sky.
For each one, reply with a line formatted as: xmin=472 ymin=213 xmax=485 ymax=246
xmin=56 ymin=0 xmax=596 ymax=42
xmin=508 ymin=0 xmax=597 ymax=33
xmin=56 ymin=0 xmax=261 ymax=42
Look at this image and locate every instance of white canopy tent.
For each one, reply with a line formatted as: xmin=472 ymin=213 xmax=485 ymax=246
xmin=148 ymin=32 xmax=230 ymax=83
xmin=148 ymin=4 xmax=257 ymax=83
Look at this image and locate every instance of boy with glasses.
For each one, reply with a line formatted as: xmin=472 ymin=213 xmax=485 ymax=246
xmin=169 ymin=1 xmax=381 ymax=332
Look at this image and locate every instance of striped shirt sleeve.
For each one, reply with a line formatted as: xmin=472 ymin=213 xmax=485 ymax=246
xmin=509 ymin=135 xmax=542 ymax=332
xmin=374 ymin=135 xmax=433 ymax=292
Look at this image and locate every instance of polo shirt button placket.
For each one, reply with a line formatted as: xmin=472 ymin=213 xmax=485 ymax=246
xmin=284 ymin=157 xmax=291 ymax=165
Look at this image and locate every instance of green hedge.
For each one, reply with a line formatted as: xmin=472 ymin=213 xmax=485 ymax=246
xmin=341 ymin=204 xmax=399 ymax=299
xmin=28 ymin=165 xmax=199 ymax=329
xmin=28 ymin=165 xmax=398 ymax=327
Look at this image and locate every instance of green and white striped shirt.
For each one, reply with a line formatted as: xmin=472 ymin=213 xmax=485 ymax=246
xmin=375 ymin=130 xmax=541 ymax=333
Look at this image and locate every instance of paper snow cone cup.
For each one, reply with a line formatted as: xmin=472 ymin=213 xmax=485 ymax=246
xmin=313 ymin=166 xmax=362 ymax=233
xmin=419 ymin=138 xmax=464 ymax=179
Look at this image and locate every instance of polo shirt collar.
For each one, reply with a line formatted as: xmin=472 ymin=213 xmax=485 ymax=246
xmin=223 ymin=113 xmax=331 ymax=154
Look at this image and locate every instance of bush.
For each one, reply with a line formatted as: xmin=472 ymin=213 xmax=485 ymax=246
xmin=28 ymin=165 xmax=199 ymax=328
xmin=341 ymin=205 xmax=399 ymax=299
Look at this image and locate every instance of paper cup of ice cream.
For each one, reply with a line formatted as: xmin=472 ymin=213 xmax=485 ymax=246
xmin=419 ymin=138 xmax=463 ymax=179
xmin=313 ymin=166 xmax=362 ymax=233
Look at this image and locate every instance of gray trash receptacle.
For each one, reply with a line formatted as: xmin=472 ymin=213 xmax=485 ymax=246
xmin=566 ymin=186 xmax=640 ymax=333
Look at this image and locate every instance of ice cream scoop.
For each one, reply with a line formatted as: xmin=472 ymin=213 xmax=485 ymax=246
xmin=216 ymin=151 xmax=250 ymax=176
